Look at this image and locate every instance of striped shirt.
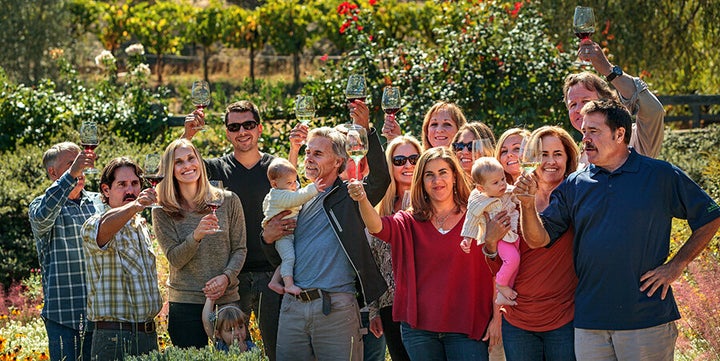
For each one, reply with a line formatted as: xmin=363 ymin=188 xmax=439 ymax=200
xmin=82 ymin=211 xmax=163 ymax=323
xmin=28 ymin=172 xmax=100 ymax=330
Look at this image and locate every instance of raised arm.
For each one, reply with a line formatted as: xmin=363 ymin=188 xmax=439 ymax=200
xmin=513 ymin=174 xmax=550 ymax=248
xmin=202 ymin=297 xmax=216 ymax=339
xmin=96 ymin=188 xmax=155 ymax=247
xmin=347 ymin=181 xmax=383 ymax=234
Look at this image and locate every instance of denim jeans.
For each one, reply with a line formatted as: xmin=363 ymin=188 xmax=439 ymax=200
xmin=91 ymin=329 xmax=157 ymax=360
xmin=237 ymin=271 xmax=282 ymax=361
xmin=44 ymin=317 xmax=93 ymax=361
xmin=501 ymin=317 xmax=575 ymax=361
xmin=400 ymin=322 xmax=489 ymax=361
xmin=362 ymin=310 xmax=386 ymax=361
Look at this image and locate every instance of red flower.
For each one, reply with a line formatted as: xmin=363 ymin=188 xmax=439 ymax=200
xmin=602 ymin=19 xmax=611 ymax=35
xmin=337 ymin=2 xmax=352 ymax=15
xmin=356 ymin=25 xmax=364 ymax=31
xmin=340 ymin=21 xmax=351 ymax=34
xmin=368 ymin=35 xmax=374 ymax=42
xmin=320 ymin=54 xmax=329 ymax=62
xmin=509 ymin=2 xmax=522 ymax=16
xmin=369 ymin=0 xmax=377 ymax=5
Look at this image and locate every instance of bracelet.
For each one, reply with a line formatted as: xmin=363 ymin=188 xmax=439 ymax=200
xmin=482 ymin=245 xmax=498 ymax=258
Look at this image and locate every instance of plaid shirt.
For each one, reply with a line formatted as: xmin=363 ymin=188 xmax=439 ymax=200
xmin=82 ymin=211 xmax=162 ymax=323
xmin=28 ymin=172 xmax=100 ymax=330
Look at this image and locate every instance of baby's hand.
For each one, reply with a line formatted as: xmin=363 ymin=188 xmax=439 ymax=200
xmin=460 ymin=237 xmax=472 ymax=253
xmin=314 ymin=177 xmax=327 ymax=192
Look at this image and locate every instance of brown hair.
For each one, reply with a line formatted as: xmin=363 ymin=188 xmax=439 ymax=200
xmin=224 ymin=100 xmax=261 ymax=125
xmin=267 ymin=158 xmax=297 ymax=181
xmin=99 ymin=157 xmax=143 ymax=204
xmin=528 ymin=126 xmax=580 ymax=177
xmin=410 ymin=147 xmax=471 ymax=222
xmin=562 ymin=71 xmax=618 ymax=108
xmin=471 ymin=157 xmax=505 ymax=185
xmin=581 ymin=99 xmax=633 ymax=144
xmin=420 ymin=101 xmax=467 ymax=151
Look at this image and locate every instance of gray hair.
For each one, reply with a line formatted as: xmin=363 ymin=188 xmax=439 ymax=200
xmin=42 ymin=142 xmax=81 ymax=172
xmin=307 ymin=127 xmax=349 ymax=174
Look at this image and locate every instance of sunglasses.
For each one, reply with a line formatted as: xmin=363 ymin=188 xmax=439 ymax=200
xmin=226 ymin=120 xmax=258 ymax=132
xmin=451 ymin=142 xmax=474 ymax=152
xmin=392 ymin=154 xmax=420 ymax=167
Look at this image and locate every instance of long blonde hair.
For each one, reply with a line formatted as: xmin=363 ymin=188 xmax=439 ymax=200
xmin=410 ymin=147 xmax=472 ymax=222
xmin=157 ymin=139 xmax=214 ymax=217
xmin=495 ymin=128 xmax=530 ymax=184
xmin=420 ymin=101 xmax=467 ymax=151
xmin=376 ymin=135 xmax=422 ymax=217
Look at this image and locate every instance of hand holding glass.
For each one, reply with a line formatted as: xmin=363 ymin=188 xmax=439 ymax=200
xmin=79 ymin=121 xmax=99 ymax=174
xmin=191 ymin=80 xmax=210 ymax=130
xmin=142 ymin=153 xmax=164 ymax=209
xmin=345 ymin=125 xmax=369 ymax=181
xmin=207 ymin=180 xmax=224 ymax=232
xmin=345 ymin=74 xmax=368 ymax=119
xmin=573 ymin=6 xmax=596 ymax=65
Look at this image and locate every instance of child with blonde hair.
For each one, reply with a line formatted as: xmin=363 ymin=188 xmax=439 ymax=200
xmin=460 ymin=157 xmax=520 ymax=305
xmin=262 ymin=157 xmax=326 ymax=295
xmin=202 ymin=297 xmax=255 ymax=352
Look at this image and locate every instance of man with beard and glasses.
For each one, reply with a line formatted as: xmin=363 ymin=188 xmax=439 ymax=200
xmin=81 ymin=157 xmax=163 ymax=360
xmin=515 ymin=99 xmax=720 ymax=361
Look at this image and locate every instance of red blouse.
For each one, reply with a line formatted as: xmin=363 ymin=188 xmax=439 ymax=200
xmin=373 ymin=211 xmax=494 ymax=340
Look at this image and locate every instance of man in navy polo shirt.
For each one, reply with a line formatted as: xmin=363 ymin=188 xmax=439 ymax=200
xmin=515 ymin=99 xmax=720 ymax=361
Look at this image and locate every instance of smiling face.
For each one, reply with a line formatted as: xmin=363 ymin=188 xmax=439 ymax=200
xmin=392 ymin=143 xmax=419 ymax=189
xmin=425 ymin=108 xmax=459 ymax=149
xmin=172 ymin=145 xmax=201 ymax=185
xmin=102 ymin=166 xmax=142 ymax=208
xmin=581 ymin=112 xmax=627 ymax=170
xmin=454 ymin=130 xmax=476 ymax=175
xmin=567 ymin=83 xmax=599 ymax=132
xmin=498 ymin=134 xmax=522 ymax=181
xmin=422 ymin=158 xmax=455 ymax=204
xmin=304 ymin=135 xmax=342 ymax=183
xmin=226 ymin=111 xmax=263 ymax=153
xmin=537 ymin=135 xmax=568 ymax=186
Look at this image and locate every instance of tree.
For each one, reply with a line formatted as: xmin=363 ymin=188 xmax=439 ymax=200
xmin=222 ymin=6 xmax=264 ymax=86
xmin=97 ymin=0 xmax=134 ymax=55
xmin=187 ymin=0 xmax=226 ymax=83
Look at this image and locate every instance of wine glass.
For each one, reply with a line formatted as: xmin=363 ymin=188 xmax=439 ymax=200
xmin=345 ymin=124 xmax=369 ymax=181
xmin=79 ymin=121 xmax=99 ymax=174
xmin=519 ymin=137 xmax=543 ymax=176
xmin=142 ymin=153 xmax=164 ymax=209
xmin=381 ymin=86 xmax=401 ymax=117
xmin=191 ymin=80 xmax=210 ymax=130
xmin=207 ymin=180 xmax=225 ymax=232
xmin=573 ymin=6 xmax=596 ymax=65
xmin=294 ymin=95 xmax=316 ymax=126
xmin=471 ymin=138 xmax=494 ymax=160
xmin=401 ymin=189 xmax=412 ymax=211
xmin=345 ymin=74 xmax=368 ymax=118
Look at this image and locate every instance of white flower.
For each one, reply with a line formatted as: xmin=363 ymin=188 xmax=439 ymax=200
xmin=95 ymin=50 xmax=116 ymax=68
xmin=125 ymin=43 xmax=145 ymax=56
xmin=131 ymin=63 xmax=152 ymax=78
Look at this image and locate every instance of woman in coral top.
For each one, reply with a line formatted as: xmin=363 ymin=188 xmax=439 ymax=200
xmin=485 ymin=126 xmax=580 ymax=361
xmin=349 ymin=147 xmax=497 ymax=361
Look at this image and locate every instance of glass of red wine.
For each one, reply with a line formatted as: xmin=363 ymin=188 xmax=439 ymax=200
xmin=208 ymin=180 xmax=224 ymax=232
xmin=345 ymin=74 xmax=368 ymax=119
xmin=142 ymin=153 xmax=164 ymax=209
xmin=191 ymin=80 xmax=210 ymax=130
xmin=573 ymin=6 xmax=596 ymax=66
xmin=381 ymin=86 xmax=401 ymax=137
xmin=79 ymin=121 xmax=99 ymax=174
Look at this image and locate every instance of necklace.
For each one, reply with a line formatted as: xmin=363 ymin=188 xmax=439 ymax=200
xmin=434 ymin=211 xmax=453 ymax=234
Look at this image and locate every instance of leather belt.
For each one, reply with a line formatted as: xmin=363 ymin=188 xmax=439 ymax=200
xmin=95 ymin=320 xmax=156 ymax=333
xmin=293 ymin=288 xmax=322 ymax=302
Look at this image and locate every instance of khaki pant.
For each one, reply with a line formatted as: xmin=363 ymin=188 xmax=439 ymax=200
xmin=574 ymin=321 xmax=677 ymax=361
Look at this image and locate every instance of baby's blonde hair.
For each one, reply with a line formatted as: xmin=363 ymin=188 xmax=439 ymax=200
xmin=471 ymin=157 xmax=505 ymax=185
xmin=267 ymin=158 xmax=297 ymax=182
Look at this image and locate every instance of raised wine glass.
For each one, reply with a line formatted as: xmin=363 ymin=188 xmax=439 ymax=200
xmin=142 ymin=153 xmax=164 ymax=209
xmin=573 ymin=6 xmax=596 ymax=66
xmin=79 ymin=121 xmax=99 ymax=174
xmin=207 ymin=180 xmax=225 ymax=232
xmin=191 ymin=80 xmax=211 ymax=130
xmin=471 ymin=138 xmax=494 ymax=161
xmin=345 ymin=124 xmax=369 ymax=181
xmin=519 ymin=137 xmax=543 ymax=176
xmin=381 ymin=86 xmax=401 ymax=137
xmin=345 ymin=74 xmax=368 ymax=119
xmin=295 ymin=95 xmax=316 ymax=126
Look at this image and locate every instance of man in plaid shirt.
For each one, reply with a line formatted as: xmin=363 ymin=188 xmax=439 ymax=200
xmin=29 ymin=142 xmax=98 ymax=361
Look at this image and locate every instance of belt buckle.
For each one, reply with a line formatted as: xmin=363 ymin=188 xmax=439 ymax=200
xmin=298 ymin=290 xmax=312 ymax=302
xmin=143 ymin=320 xmax=156 ymax=333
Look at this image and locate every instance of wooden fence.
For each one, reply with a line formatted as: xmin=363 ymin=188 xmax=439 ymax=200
xmin=658 ymin=95 xmax=720 ymax=128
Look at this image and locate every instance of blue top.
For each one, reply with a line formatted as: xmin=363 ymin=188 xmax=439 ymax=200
xmin=541 ymin=148 xmax=720 ymax=330
xmin=293 ymin=188 xmax=356 ymax=294
xmin=215 ymin=339 xmax=256 ymax=352
xmin=28 ymin=172 xmax=100 ymax=330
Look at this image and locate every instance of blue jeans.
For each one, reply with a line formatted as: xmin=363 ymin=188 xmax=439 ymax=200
xmin=362 ymin=310 xmax=386 ymax=361
xmin=43 ymin=317 xmax=92 ymax=361
xmin=400 ymin=322 xmax=488 ymax=361
xmin=91 ymin=328 xmax=157 ymax=360
xmin=501 ymin=317 xmax=575 ymax=361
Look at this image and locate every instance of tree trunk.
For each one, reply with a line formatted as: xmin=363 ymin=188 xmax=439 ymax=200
xmin=250 ymin=44 xmax=256 ymax=91
xmin=293 ymin=51 xmax=300 ymax=89
xmin=203 ymin=50 xmax=209 ymax=83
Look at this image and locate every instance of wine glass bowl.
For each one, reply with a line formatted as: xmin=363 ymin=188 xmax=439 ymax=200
xmin=573 ymin=6 xmax=595 ymax=66
xmin=191 ymin=80 xmax=210 ymax=130
xmin=344 ymin=124 xmax=369 ymax=181
xmin=294 ymin=95 xmax=316 ymax=126
xmin=345 ymin=74 xmax=368 ymax=107
xmin=471 ymin=138 xmax=494 ymax=161
xmin=142 ymin=153 xmax=164 ymax=209
xmin=381 ymin=86 xmax=402 ymax=117
xmin=208 ymin=180 xmax=225 ymax=232
xmin=79 ymin=121 xmax=99 ymax=174
xmin=519 ymin=137 xmax=543 ymax=176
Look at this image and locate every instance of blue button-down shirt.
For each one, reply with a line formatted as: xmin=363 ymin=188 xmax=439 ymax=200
xmin=29 ymin=172 xmax=100 ymax=330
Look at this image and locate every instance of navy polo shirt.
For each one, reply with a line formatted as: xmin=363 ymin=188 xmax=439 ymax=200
xmin=541 ymin=148 xmax=720 ymax=330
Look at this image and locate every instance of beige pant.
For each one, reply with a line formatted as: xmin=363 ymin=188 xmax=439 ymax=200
xmin=574 ymin=321 xmax=678 ymax=361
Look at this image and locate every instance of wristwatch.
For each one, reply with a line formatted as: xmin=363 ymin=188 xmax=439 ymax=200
xmin=606 ymin=65 xmax=623 ymax=82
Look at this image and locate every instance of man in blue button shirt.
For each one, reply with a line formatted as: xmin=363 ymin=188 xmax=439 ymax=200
xmin=29 ymin=142 xmax=97 ymax=361
xmin=515 ymin=99 xmax=720 ymax=361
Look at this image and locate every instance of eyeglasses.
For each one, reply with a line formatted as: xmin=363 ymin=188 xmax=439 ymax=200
xmin=392 ymin=154 xmax=419 ymax=167
xmin=226 ymin=120 xmax=258 ymax=132
xmin=451 ymin=142 xmax=474 ymax=152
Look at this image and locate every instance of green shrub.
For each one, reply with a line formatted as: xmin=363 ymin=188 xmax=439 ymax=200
xmin=126 ymin=346 xmax=267 ymax=361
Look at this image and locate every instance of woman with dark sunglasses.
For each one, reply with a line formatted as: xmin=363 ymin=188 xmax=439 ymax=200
xmin=451 ymin=122 xmax=497 ymax=178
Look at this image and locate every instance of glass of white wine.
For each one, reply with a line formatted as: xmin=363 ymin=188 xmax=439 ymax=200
xmin=520 ymin=136 xmax=543 ymax=176
xmin=295 ymin=95 xmax=316 ymax=126
xmin=345 ymin=124 xmax=369 ymax=181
